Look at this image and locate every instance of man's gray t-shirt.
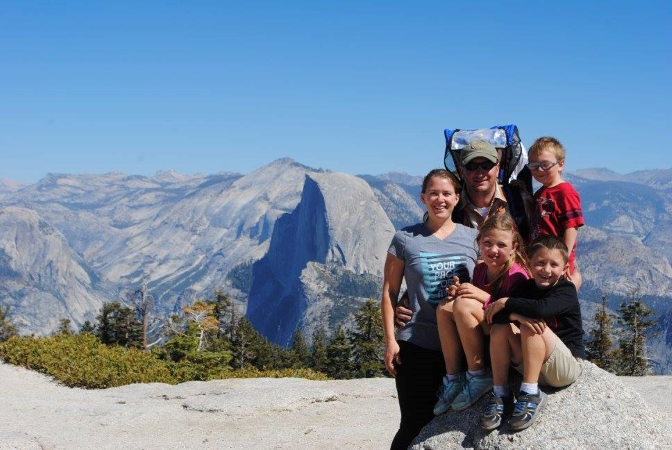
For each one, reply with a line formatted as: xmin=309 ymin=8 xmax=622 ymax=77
xmin=388 ymin=223 xmax=479 ymax=351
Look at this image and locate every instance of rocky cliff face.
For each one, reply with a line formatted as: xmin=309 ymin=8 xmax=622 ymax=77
xmin=0 ymin=206 xmax=114 ymax=331
xmin=246 ymin=172 xmax=394 ymax=345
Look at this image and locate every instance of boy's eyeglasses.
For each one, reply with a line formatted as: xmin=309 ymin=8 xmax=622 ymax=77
xmin=528 ymin=161 xmax=559 ymax=171
xmin=464 ymin=160 xmax=497 ymax=171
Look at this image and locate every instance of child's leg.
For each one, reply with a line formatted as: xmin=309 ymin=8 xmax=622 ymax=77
xmin=490 ymin=323 xmax=521 ymax=387
xmin=520 ymin=326 xmax=556 ymax=385
xmin=453 ymin=296 xmax=487 ymax=372
xmin=480 ymin=323 xmax=519 ymax=430
xmin=436 ymin=299 xmax=462 ymax=375
xmin=506 ymin=326 xmax=555 ymax=432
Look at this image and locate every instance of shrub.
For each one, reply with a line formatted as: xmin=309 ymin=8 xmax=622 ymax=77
xmin=0 ymin=334 xmax=175 ymax=388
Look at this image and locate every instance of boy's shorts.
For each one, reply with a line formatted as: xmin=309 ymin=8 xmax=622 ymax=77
xmin=513 ymin=337 xmax=583 ymax=388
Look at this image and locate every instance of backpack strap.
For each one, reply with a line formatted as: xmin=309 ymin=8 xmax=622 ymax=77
xmin=502 ymin=181 xmax=533 ymax=242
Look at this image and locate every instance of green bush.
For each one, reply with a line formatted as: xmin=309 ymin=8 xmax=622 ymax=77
xmin=0 ymin=333 xmax=328 ymax=388
xmin=0 ymin=334 xmax=175 ymax=388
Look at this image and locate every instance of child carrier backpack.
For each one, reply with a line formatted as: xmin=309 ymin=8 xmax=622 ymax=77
xmin=443 ymin=124 xmax=533 ymax=239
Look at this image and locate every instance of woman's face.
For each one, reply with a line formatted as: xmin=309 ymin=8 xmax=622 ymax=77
xmin=421 ymin=176 xmax=459 ymax=221
xmin=478 ymin=229 xmax=516 ymax=272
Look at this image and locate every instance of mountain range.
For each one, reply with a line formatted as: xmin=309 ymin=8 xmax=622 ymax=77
xmin=1 ymin=159 xmax=672 ymax=373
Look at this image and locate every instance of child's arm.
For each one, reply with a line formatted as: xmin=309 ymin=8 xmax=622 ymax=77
xmin=563 ymin=227 xmax=578 ymax=258
xmin=502 ymin=282 xmax=577 ymax=319
xmin=486 ymin=281 xmax=577 ymax=324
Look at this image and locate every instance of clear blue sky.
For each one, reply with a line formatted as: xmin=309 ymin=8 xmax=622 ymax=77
xmin=2 ymin=1 xmax=670 ymax=183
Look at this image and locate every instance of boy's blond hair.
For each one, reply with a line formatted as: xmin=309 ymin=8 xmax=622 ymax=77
xmin=528 ymin=136 xmax=566 ymax=162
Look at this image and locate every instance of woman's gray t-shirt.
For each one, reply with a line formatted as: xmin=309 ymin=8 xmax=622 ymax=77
xmin=388 ymin=223 xmax=479 ymax=351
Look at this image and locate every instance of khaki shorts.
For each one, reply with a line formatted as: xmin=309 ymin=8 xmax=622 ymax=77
xmin=513 ymin=337 xmax=583 ymax=388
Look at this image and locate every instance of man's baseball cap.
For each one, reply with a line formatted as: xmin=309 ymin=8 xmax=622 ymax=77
xmin=461 ymin=139 xmax=499 ymax=165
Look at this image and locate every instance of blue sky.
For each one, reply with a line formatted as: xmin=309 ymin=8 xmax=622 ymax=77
xmin=2 ymin=1 xmax=670 ymax=183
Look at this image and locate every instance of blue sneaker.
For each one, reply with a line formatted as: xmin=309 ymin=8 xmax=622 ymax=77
xmin=450 ymin=371 xmax=493 ymax=411
xmin=433 ymin=374 xmax=466 ymax=415
xmin=507 ymin=390 xmax=547 ymax=431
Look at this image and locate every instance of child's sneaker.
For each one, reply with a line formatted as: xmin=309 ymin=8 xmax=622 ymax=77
xmin=450 ymin=371 xmax=493 ymax=411
xmin=433 ymin=374 xmax=466 ymax=415
xmin=507 ymin=390 xmax=547 ymax=432
xmin=480 ymin=392 xmax=513 ymax=431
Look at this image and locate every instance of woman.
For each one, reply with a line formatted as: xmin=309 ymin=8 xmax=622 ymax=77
xmin=381 ymin=168 xmax=479 ymax=449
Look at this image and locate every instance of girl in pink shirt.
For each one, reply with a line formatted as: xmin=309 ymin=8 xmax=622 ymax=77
xmin=434 ymin=212 xmax=530 ymax=415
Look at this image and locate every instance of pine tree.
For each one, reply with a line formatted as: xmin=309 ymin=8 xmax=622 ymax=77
xmin=289 ymin=329 xmax=310 ymax=369
xmin=586 ymin=294 xmax=615 ymax=372
xmin=231 ymin=317 xmax=258 ymax=369
xmin=613 ymin=288 xmax=657 ymax=376
xmin=350 ymin=298 xmax=385 ymax=378
xmin=310 ymin=330 xmax=329 ymax=374
xmin=54 ymin=318 xmax=74 ymax=336
xmin=213 ymin=290 xmax=238 ymax=342
xmin=95 ymin=302 xmax=144 ymax=348
xmin=181 ymin=301 xmax=220 ymax=351
xmin=0 ymin=303 xmax=18 ymax=342
xmin=326 ymin=326 xmax=354 ymax=379
xmin=124 ymin=283 xmax=162 ymax=349
xmin=79 ymin=320 xmax=96 ymax=334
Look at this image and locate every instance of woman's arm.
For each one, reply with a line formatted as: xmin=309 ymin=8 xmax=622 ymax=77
xmin=381 ymin=252 xmax=404 ymax=377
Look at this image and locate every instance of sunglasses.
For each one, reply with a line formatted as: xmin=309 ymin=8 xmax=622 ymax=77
xmin=527 ymin=161 xmax=559 ymax=171
xmin=464 ymin=160 xmax=497 ymax=171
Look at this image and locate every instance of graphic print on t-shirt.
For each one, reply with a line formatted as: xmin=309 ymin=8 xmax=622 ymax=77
xmin=420 ymin=252 xmax=471 ymax=306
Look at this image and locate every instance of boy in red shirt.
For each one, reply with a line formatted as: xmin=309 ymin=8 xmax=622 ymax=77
xmin=527 ymin=137 xmax=584 ymax=290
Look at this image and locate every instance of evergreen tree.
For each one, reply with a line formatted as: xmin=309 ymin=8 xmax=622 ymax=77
xmin=350 ymin=299 xmax=385 ymax=378
xmin=0 ymin=303 xmax=18 ymax=342
xmin=55 ymin=318 xmax=74 ymax=336
xmin=181 ymin=301 xmax=220 ymax=351
xmin=613 ymin=288 xmax=657 ymax=376
xmin=124 ymin=283 xmax=162 ymax=349
xmin=326 ymin=326 xmax=354 ymax=379
xmin=95 ymin=301 xmax=144 ymax=348
xmin=310 ymin=330 xmax=329 ymax=374
xmin=289 ymin=329 xmax=310 ymax=369
xmin=213 ymin=290 xmax=238 ymax=342
xmin=586 ymin=294 xmax=615 ymax=372
xmin=79 ymin=320 xmax=96 ymax=334
xmin=230 ymin=317 xmax=258 ymax=369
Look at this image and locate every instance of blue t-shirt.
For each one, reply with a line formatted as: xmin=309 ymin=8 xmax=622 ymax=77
xmin=388 ymin=223 xmax=479 ymax=351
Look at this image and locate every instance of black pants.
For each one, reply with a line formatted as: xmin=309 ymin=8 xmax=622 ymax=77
xmin=390 ymin=340 xmax=445 ymax=450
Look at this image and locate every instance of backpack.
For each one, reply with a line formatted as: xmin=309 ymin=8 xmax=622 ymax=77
xmin=443 ymin=124 xmax=533 ymax=239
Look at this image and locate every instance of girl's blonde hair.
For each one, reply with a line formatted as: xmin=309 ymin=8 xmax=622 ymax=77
xmin=476 ymin=212 xmax=529 ymax=296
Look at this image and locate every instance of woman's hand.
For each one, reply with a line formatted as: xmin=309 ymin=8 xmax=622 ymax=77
xmin=385 ymin=340 xmax=401 ymax=377
xmin=445 ymin=275 xmax=461 ymax=299
xmin=484 ymin=297 xmax=508 ymax=323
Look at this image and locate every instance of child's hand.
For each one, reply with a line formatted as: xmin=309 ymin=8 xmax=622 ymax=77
xmin=453 ymin=282 xmax=490 ymax=304
xmin=484 ymin=297 xmax=508 ymax=323
xmin=513 ymin=313 xmax=547 ymax=334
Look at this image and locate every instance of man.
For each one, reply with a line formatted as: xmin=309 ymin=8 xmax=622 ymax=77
xmin=453 ymin=139 xmax=517 ymax=230
xmin=396 ymin=139 xmax=533 ymax=325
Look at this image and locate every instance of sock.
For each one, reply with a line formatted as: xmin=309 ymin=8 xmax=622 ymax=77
xmin=446 ymin=373 xmax=462 ymax=382
xmin=493 ymin=385 xmax=510 ymax=397
xmin=468 ymin=368 xmax=486 ymax=378
xmin=520 ymin=382 xmax=539 ymax=395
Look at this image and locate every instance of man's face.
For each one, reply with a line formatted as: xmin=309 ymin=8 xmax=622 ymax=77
xmin=459 ymin=157 xmax=499 ymax=197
